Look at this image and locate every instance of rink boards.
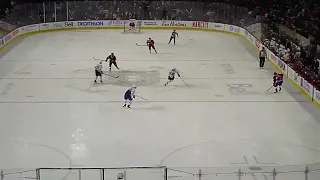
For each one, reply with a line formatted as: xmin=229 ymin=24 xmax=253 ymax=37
xmin=0 ymin=20 xmax=319 ymax=108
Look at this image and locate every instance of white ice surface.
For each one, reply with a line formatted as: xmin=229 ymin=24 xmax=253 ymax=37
xmin=0 ymin=30 xmax=320 ymax=174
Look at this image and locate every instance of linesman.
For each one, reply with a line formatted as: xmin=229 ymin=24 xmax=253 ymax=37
xmin=259 ymin=47 xmax=266 ymax=69
xmin=168 ymin=30 xmax=179 ymax=45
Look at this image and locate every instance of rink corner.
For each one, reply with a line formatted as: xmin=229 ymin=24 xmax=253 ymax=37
xmin=240 ymin=31 xmax=320 ymax=108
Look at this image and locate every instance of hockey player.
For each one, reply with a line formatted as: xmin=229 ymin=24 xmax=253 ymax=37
xmin=129 ymin=22 xmax=135 ymax=31
xmin=123 ymin=85 xmax=137 ymax=108
xmin=168 ymin=30 xmax=179 ymax=45
xmin=164 ymin=67 xmax=180 ymax=86
xmin=106 ymin=53 xmax=119 ymax=71
xmin=94 ymin=61 xmax=103 ymax=83
xmin=147 ymin=38 xmax=157 ymax=53
xmin=273 ymin=72 xmax=284 ymax=93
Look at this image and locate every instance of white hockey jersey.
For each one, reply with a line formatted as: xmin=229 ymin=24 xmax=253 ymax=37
xmin=169 ymin=69 xmax=180 ymax=78
xmin=95 ymin=63 xmax=102 ymax=72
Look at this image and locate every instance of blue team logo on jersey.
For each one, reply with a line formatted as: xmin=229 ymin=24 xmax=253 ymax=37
xmin=229 ymin=26 xmax=233 ymax=32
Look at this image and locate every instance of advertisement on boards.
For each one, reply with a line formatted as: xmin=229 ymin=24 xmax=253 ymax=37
xmin=255 ymin=39 xmax=260 ymax=49
xmin=108 ymin=20 xmax=125 ymax=26
xmin=249 ymin=34 xmax=254 ymax=44
xmin=192 ymin=21 xmax=208 ymax=28
xmin=211 ymin=23 xmax=224 ymax=30
xmin=229 ymin=25 xmax=240 ymax=33
xmin=277 ymin=59 xmax=286 ymax=72
xmin=269 ymin=51 xmax=277 ymax=64
xmin=65 ymin=22 xmax=74 ymax=27
xmin=54 ymin=23 xmax=63 ymax=28
xmin=4 ymin=34 xmax=12 ymax=43
xmin=143 ymin=21 xmax=158 ymax=26
xmin=41 ymin=23 xmax=50 ymax=30
xmin=78 ymin=21 xmax=104 ymax=27
xmin=21 ymin=24 xmax=38 ymax=33
xmin=244 ymin=30 xmax=249 ymax=38
xmin=287 ymin=66 xmax=300 ymax=85
xmin=301 ymin=78 xmax=313 ymax=96
xmin=161 ymin=21 xmax=186 ymax=27
xmin=314 ymin=89 xmax=320 ymax=103
xmin=12 ymin=29 xmax=19 ymax=37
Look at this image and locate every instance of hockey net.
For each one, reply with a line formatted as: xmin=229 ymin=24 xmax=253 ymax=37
xmin=37 ymin=166 xmax=167 ymax=180
xmin=124 ymin=19 xmax=141 ymax=33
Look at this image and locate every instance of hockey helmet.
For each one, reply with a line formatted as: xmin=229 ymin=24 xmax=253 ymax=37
xmin=274 ymin=72 xmax=277 ymax=75
xmin=132 ymin=84 xmax=137 ymax=88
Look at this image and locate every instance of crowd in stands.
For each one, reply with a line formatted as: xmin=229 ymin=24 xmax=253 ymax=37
xmin=0 ymin=0 xmax=319 ymax=89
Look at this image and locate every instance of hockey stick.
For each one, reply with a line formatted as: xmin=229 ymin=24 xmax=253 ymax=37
xmin=93 ymin=57 xmax=103 ymax=61
xmin=136 ymin=43 xmax=147 ymax=46
xmin=102 ymin=72 xmax=119 ymax=78
xmin=135 ymin=95 xmax=148 ymax=101
xmin=179 ymin=76 xmax=189 ymax=88
xmin=266 ymin=85 xmax=274 ymax=91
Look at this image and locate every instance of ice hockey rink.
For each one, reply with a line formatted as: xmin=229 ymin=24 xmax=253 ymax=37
xmin=1 ymin=29 xmax=320 ymax=173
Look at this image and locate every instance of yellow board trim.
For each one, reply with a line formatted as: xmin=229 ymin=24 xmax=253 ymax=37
xmin=1 ymin=25 xmax=319 ymax=108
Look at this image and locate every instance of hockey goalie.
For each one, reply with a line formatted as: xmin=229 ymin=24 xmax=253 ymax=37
xmin=128 ymin=22 xmax=135 ymax=31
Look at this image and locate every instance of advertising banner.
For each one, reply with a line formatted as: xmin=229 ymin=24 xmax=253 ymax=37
xmin=192 ymin=21 xmax=208 ymax=28
xmin=269 ymin=51 xmax=278 ymax=64
xmin=41 ymin=23 xmax=51 ymax=30
xmin=246 ymin=33 xmax=257 ymax=47
xmin=65 ymin=22 xmax=74 ymax=27
xmin=287 ymin=66 xmax=301 ymax=86
xmin=228 ymin=25 xmax=240 ymax=34
xmin=301 ymin=78 xmax=313 ymax=97
xmin=244 ymin=29 xmax=249 ymax=38
xmin=314 ymin=89 xmax=320 ymax=104
xmin=53 ymin=22 xmax=64 ymax=28
xmin=277 ymin=59 xmax=286 ymax=73
xmin=108 ymin=20 xmax=125 ymax=26
xmin=78 ymin=21 xmax=104 ymax=27
xmin=21 ymin=24 xmax=39 ymax=33
xmin=255 ymin=39 xmax=261 ymax=49
xmin=3 ymin=33 xmax=12 ymax=43
xmin=11 ymin=28 xmax=19 ymax=37
xmin=210 ymin=23 xmax=224 ymax=31
xmin=161 ymin=21 xmax=187 ymax=27
xmin=143 ymin=21 xmax=159 ymax=26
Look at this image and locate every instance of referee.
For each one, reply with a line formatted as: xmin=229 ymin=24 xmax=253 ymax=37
xmin=259 ymin=47 xmax=266 ymax=69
